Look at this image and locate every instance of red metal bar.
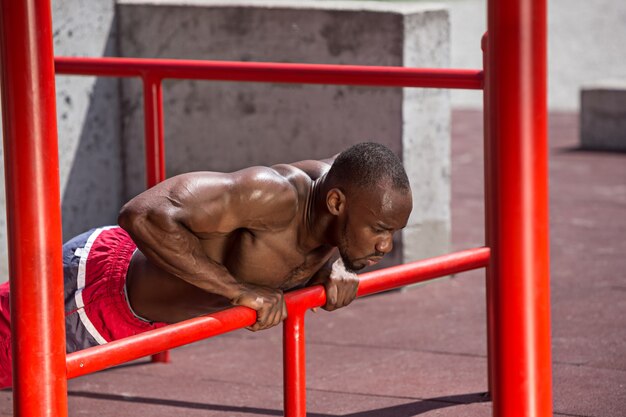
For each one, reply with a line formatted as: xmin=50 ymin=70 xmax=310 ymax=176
xmin=283 ymin=312 xmax=307 ymax=417
xmin=55 ymin=57 xmax=483 ymax=90
xmin=142 ymin=75 xmax=166 ymax=189
xmin=0 ymin=0 xmax=68 ymax=415
xmin=66 ymin=247 xmax=488 ymax=378
xmin=357 ymin=247 xmax=490 ymax=297
xmin=141 ymin=75 xmax=170 ymax=363
xmin=487 ymin=0 xmax=552 ymax=416
xmin=68 ymin=306 xmax=257 ymax=379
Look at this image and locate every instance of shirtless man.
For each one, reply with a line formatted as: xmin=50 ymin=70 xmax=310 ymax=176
xmin=0 ymin=142 xmax=412 ymax=386
xmin=121 ymin=142 xmax=412 ymax=330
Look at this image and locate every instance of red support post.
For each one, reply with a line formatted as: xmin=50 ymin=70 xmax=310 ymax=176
xmin=283 ymin=312 xmax=307 ymax=417
xmin=0 ymin=0 xmax=68 ymax=415
xmin=141 ymin=75 xmax=170 ymax=363
xmin=142 ymin=75 xmax=166 ymax=189
xmin=486 ymin=0 xmax=552 ymax=416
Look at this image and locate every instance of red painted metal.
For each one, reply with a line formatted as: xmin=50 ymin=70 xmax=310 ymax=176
xmin=283 ymin=313 xmax=307 ymax=417
xmin=55 ymin=57 xmax=484 ymax=90
xmin=486 ymin=0 xmax=552 ymax=416
xmin=141 ymin=75 xmax=170 ymax=364
xmin=357 ymin=247 xmax=490 ymax=297
xmin=0 ymin=0 xmax=68 ymax=415
xmin=150 ymin=351 xmax=170 ymax=363
xmin=68 ymin=306 xmax=257 ymax=379
xmin=65 ymin=247 xmax=488 ymax=378
xmin=143 ymin=75 xmax=167 ymax=190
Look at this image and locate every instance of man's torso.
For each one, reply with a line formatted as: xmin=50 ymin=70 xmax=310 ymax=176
xmin=126 ymin=162 xmax=335 ymax=323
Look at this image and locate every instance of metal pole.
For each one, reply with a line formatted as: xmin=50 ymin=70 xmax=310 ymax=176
xmin=487 ymin=0 xmax=552 ymax=415
xmin=142 ymin=75 xmax=166 ymax=189
xmin=141 ymin=75 xmax=169 ymax=363
xmin=0 ymin=0 xmax=68 ymax=415
xmin=284 ymin=311 xmax=307 ymax=417
xmin=54 ymin=57 xmax=484 ymax=90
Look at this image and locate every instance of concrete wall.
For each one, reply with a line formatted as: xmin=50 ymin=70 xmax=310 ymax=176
xmin=318 ymin=0 xmax=626 ymax=111
xmin=408 ymin=0 xmax=626 ymax=111
xmin=580 ymin=82 xmax=626 ymax=151
xmin=1 ymin=0 xmax=451 ymax=279
xmin=118 ymin=0 xmax=451 ymax=266
xmin=0 ymin=0 xmax=122 ymax=282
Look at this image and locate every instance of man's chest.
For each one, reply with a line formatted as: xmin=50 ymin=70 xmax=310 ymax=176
xmin=219 ymin=230 xmax=333 ymax=290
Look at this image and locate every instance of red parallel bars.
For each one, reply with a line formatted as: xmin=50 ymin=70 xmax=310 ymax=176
xmin=486 ymin=0 xmax=553 ymax=416
xmin=62 ymin=246 xmax=490 ymax=416
xmin=53 ymin=59 xmax=482 ymax=367
xmin=0 ymin=0 xmax=68 ymax=416
xmin=54 ymin=59 xmax=483 ymax=369
xmin=65 ymin=247 xmax=489 ymax=379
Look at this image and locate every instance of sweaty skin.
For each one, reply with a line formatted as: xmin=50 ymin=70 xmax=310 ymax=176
xmin=119 ymin=158 xmax=412 ymax=330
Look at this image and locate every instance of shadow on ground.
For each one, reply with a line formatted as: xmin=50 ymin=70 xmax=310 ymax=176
xmin=66 ymin=390 xmax=489 ymax=417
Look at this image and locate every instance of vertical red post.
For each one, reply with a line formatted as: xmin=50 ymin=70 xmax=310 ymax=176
xmin=481 ymin=32 xmax=495 ymax=396
xmin=142 ymin=75 xmax=170 ymax=363
xmin=142 ymin=75 xmax=166 ymax=188
xmin=486 ymin=0 xmax=552 ymax=416
xmin=283 ymin=312 xmax=306 ymax=417
xmin=0 ymin=0 xmax=69 ymax=415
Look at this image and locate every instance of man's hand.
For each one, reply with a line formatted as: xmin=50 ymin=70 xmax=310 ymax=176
xmin=231 ymin=284 xmax=288 ymax=331
xmin=321 ymin=258 xmax=359 ymax=311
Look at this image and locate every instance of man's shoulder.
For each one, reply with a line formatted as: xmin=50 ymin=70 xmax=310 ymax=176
xmin=230 ymin=166 xmax=298 ymax=199
xmin=272 ymin=160 xmax=331 ymax=182
xmin=227 ymin=166 xmax=300 ymax=225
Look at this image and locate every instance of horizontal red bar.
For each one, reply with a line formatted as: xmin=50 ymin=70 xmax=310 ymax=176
xmin=54 ymin=57 xmax=483 ymax=90
xmin=358 ymin=246 xmax=490 ymax=297
xmin=66 ymin=247 xmax=489 ymax=379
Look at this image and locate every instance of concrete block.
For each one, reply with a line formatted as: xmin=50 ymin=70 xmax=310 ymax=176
xmin=0 ymin=0 xmax=121 ymax=282
xmin=118 ymin=0 xmax=451 ymax=266
xmin=580 ymin=81 xmax=626 ymax=151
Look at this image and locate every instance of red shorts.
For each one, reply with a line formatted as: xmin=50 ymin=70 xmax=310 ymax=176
xmin=0 ymin=226 xmax=167 ymax=388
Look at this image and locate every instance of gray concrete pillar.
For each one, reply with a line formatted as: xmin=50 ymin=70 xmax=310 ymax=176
xmin=0 ymin=0 xmax=122 ymax=282
xmin=118 ymin=0 xmax=451 ymax=267
xmin=580 ymin=82 xmax=626 ymax=152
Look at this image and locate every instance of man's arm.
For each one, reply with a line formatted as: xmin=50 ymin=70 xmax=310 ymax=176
xmin=118 ymin=167 xmax=296 ymax=330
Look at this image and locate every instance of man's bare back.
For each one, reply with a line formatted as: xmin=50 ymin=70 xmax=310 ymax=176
xmin=119 ymin=143 xmax=413 ymax=330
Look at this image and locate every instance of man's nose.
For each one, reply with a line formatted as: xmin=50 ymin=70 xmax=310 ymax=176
xmin=375 ymin=234 xmax=393 ymax=254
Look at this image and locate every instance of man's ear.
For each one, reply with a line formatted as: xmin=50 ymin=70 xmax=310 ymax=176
xmin=326 ymin=188 xmax=346 ymax=216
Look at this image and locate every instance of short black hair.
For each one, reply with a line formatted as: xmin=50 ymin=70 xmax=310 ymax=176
xmin=326 ymin=142 xmax=410 ymax=191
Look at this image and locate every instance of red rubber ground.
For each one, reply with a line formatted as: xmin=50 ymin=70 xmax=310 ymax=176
xmin=1 ymin=110 xmax=622 ymax=416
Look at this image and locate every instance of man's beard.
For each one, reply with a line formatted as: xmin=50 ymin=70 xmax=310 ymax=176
xmin=338 ymin=232 xmax=362 ymax=273
xmin=338 ymin=249 xmax=362 ymax=272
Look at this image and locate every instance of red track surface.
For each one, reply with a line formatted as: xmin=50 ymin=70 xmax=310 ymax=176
xmin=2 ymin=110 xmax=621 ymax=416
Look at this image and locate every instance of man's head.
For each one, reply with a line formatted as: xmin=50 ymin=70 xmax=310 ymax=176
xmin=324 ymin=142 xmax=413 ymax=272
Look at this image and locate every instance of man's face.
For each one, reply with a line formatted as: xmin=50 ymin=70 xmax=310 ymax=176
xmin=337 ymin=183 xmax=412 ymax=272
